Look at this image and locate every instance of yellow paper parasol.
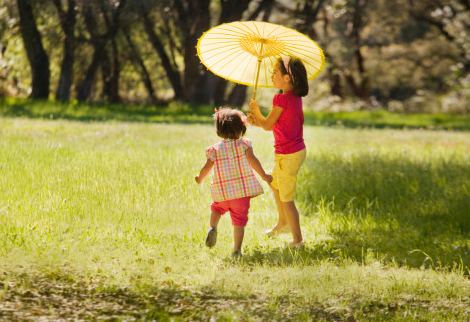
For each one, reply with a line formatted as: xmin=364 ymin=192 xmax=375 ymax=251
xmin=197 ymin=21 xmax=325 ymax=100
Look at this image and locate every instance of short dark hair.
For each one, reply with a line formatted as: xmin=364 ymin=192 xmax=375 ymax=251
xmin=215 ymin=108 xmax=246 ymax=139
xmin=278 ymin=56 xmax=309 ymax=97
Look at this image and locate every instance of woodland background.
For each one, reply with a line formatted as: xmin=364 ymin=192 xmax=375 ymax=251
xmin=0 ymin=0 xmax=469 ymax=112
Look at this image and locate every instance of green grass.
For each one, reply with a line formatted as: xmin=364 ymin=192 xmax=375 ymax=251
xmin=304 ymin=110 xmax=470 ymax=130
xmin=1 ymin=101 xmax=470 ymax=320
xmin=2 ymin=97 xmax=470 ymax=130
xmin=0 ymin=97 xmax=215 ymax=123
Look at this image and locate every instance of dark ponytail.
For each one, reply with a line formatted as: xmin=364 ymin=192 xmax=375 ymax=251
xmin=278 ymin=56 xmax=309 ymax=97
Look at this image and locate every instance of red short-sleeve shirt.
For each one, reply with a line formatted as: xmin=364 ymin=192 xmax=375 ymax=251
xmin=272 ymin=91 xmax=306 ymax=154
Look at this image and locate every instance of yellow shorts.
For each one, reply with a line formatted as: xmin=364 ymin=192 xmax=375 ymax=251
xmin=270 ymin=149 xmax=306 ymax=202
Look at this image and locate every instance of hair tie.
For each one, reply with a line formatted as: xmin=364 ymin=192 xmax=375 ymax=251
xmin=241 ymin=114 xmax=248 ymax=126
xmin=282 ymin=56 xmax=294 ymax=83
xmin=213 ymin=108 xmax=219 ymax=120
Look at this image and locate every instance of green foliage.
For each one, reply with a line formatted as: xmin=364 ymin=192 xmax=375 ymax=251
xmin=2 ymin=0 xmax=470 ymax=107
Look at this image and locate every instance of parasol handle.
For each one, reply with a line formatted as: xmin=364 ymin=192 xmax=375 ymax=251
xmin=252 ymin=58 xmax=262 ymax=101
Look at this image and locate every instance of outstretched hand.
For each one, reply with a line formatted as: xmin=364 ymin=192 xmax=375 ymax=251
xmin=195 ymin=175 xmax=202 ymax=184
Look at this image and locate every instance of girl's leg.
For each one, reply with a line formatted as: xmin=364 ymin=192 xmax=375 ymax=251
xmin=276 ymin=149 xmax=306 ymax=244
xmin=268 ymin=155 xmax=288 ymax=232
xmin=268 ymin=187 xmax=288 ymax=231
xmin=233 ymin=225 xmax=245 ymax=252
xmin=282 ymin=200 xmax=303 ymax=244
xmin=210 ymin=210 xmax=222 ymax=228
xmin=206 ymin=211 xmax=222 ymax=248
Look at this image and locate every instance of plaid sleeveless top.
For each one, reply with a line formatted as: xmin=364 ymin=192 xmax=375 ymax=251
xmin=206 ymin=138 xmax=264 ymax=202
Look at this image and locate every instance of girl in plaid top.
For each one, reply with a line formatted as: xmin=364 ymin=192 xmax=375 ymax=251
xmin=196 ymin=108 xmax=272 ymax=256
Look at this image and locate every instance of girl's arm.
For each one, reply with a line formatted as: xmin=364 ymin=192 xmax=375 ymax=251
xmin=249 ymin=99 xmax=283 ymax=131
xmin=195 ymin=159 xmax=214 ymax=184
xmin=245 ymin=147 xmax=273 ymax=184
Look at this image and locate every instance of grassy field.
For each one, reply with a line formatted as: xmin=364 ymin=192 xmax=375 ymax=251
xmin=2 ymin=97 xmax=470 ymax=130
xmin=1 ymin=101 xmax=470 ymax=321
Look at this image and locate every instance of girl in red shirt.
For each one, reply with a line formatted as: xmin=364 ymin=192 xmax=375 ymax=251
xmin=248 ymin=56 xmax=308 ymax=248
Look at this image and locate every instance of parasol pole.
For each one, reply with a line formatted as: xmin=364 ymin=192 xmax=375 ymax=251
xmin=252 ymin=40 xmax=265 ymax=100
xmin=252 ymin=58 xmax=262 ymax=100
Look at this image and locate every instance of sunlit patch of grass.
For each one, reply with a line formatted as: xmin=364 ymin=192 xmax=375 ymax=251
xmin=1 ymin=116 xmax=470 ymax=320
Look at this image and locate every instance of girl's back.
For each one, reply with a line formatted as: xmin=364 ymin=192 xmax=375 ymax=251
xmin=207 ymin=138 xmax=263 ymax=202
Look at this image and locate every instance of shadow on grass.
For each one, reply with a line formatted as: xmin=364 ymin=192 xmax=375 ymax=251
xmin=238 ymin=154 xmax=470 ymax=271
xmin=1 ymin=271 xmax=331 ymax=321
xmin=230 ymin=244 xmax=348 ymax=268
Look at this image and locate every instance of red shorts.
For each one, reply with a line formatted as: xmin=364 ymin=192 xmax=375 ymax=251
xmin=210 ymin=197 xmax=251 ymax=227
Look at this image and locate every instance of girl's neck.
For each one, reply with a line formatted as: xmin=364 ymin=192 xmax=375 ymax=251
xmin=281 ymin=83 xmax=294 ymax=93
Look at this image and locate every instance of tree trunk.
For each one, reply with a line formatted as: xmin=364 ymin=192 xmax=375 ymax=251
xmin=101 ymin=1 xmax=125 ymax=103
xmin=17 ymin=0 xmax=50 ymax=99
xmin=109 ymin=38 xmax=120 ymax=103
xmin=349 ymin=0 xmax=370 ymax=99
xmin=53 ymin=0 xmax=76 ymax=101
xmin=101 ymin=47 xmax=112 ymax=100
xmin=354 ymin=47 xmax=369 ymax=99
xmin=325 ymin=62 xmax=342 ymax=97
xmin=247 ymin=0 xmax=274 ymax=20
xmin=76 ymin=1 xmax=126 ymax=102
xmin=227 ymin=84 xmax=248 ymax=108
xmin=121 ymin=24 xmax=157 ymax=103
xmin=76 ymin=4 xmax=105 ymax=101
xmin=76 ymin=46 xmax=104 ymax=101
xmin=101 ymin=38 xmax=120 ymax=103
xmin=141 ymin=8 xmax=184 ymax=100
xmin=295 ymin=0 xmax=325 ymax=39
xmin=176 ymin=0 xmax=212 ymax=103
xmin=320 ymin=10 xmax=343 ymax=97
